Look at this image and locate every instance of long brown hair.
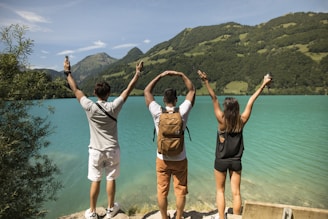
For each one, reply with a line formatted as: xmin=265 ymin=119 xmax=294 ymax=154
xmin=223 ymin=97 xmax=243 ymax=133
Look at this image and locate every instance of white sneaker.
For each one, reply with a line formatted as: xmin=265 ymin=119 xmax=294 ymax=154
xmin=84 ymin=209 xmax=98 ymax=219
xmin=105 ymin=202 xmax=120 ymax=218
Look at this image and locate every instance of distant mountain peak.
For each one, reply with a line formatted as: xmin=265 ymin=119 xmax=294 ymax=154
xmin=71 ymin=52 xmax=117 ymax=82
xmin=120 ymin=47 xmax=144 ymax=63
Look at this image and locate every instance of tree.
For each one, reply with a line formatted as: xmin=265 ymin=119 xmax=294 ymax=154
xmin=0 ymin=24 xmax=62 ymax=218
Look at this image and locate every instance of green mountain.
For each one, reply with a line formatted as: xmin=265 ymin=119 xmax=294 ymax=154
xmin=79 ymin=47 xmax=144 ymax=95
xmin=71 ymin=52 xmax=117 ymax=83
xmin=78 ymin=12 xmax=328 ymax=95
xmin=34 ymin=68 xmax=62 ymax=79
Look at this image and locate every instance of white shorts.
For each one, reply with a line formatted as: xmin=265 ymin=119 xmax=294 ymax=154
xmin=88 ymin=148 xmax=120 ymax=181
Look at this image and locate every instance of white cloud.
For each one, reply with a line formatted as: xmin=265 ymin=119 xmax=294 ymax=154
xmin=143 ymin=39 xmax=151 ymax=44
xmin=28 ymin=63 xmax=58 ymax=70
xmin=56 ymin=41 xmax=106 ymax=55
xmin=112 ymin=43 xmax=138 ymax=49
xmin=15 ymin=10 xmax=50 ymax=23
xmin=57 ymin=50 xmax=75 ymax=56
xmin=77 ymin=40 xmax=106 ymax=52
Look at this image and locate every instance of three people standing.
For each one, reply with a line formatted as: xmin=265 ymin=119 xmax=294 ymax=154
xmin=65 ymin=59 xmax=271 ymax=219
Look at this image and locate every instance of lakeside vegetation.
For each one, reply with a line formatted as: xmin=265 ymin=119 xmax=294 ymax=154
xmin=1 ymin=24 xmax=62 ymax=218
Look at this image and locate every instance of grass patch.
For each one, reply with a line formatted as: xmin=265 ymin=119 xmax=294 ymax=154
xmin=224 ymin=81 xmax=248 ymax=94
xmin=130 ymin=89 xmax=144 ymax=96
xmin=146 ymin=58 xmax=168 ymax=65
xmin=239 ymin=33 xmax=248 ymax=40
xmin=287 ymin=44 xmax=328 ymax=62
xmin=196 ymin=82 xmax=216 ymax=95
xmin=282 ymin=22 xmax=297 ymax=28
xmin=257 ymin=49 xmax=267 ymax=54
xmin=103 ymin=71 xmax=124 ymax=79
xmin=185 ymin=52 xmax=205 ymax=57
xmin=200 ymin=35 xmax=231 ymax=46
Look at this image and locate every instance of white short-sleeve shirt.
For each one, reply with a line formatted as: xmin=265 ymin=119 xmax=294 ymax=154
xmin=80 ymin=96 xmax=124 ymax=151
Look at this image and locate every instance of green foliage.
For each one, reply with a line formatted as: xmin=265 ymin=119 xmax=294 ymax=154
xmin=0 ymin=101 xmax=62 ymax=218
xmin=0 ymin=24 xmax=62 ymax=218
xmin=80 ymin=12 xmax=327 ymax=95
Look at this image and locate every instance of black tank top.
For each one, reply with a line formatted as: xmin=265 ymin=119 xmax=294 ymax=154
xmin=215 ymin=130 xmax=244 ymax=160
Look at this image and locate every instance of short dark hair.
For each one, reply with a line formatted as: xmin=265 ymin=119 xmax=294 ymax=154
xmin=94 ymin=81 xmax=111 ymax=99
xmin=163 ymin=88 xmax=177 ymax=104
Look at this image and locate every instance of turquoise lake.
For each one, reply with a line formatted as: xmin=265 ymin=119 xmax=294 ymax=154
xmin=38 ymin=96 xmax=328 ymax=218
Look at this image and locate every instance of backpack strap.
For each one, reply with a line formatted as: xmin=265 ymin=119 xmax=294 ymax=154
xmin=161 ymin=107 xmax=167 ymax=113
xmin=95 ymin=103 xmax=117 ymax=122
xmin=185 ymin=126 xmax=192 ymax=141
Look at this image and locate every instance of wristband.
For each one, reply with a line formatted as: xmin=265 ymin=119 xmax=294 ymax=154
xmin=64 ymin=71 xmax=71 ymax=77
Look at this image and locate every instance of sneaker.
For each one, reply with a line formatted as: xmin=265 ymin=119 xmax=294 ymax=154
xmin=85 ymin=209 xmax=98 ymax=219
xmin=105 ymin=202 xmax=120 ymax=218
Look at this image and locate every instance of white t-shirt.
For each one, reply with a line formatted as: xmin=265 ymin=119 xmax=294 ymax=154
xmin=80 ymin=96 xmax=124 ymax=151
xmin=148 ymin=100 xmax=193 ymax=161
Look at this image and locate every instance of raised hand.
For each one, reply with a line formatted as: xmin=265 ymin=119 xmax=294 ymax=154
xmin=136 ymin=60 xmax=144 ymax=75
xmin=197 ymin=70 xmax=207 ymax=81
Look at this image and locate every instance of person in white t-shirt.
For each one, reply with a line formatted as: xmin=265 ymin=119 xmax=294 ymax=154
xmin=65 ymin=60 xmax=143 ymax=219
xmin=144 ymin=70 xmax=195 ymax=219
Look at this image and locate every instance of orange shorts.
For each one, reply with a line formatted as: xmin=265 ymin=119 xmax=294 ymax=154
xmin=156 ymin=157 xmax=188 ymax=198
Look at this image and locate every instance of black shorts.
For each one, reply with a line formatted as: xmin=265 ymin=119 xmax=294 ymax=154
xmin=214 ymin=159 xmax=242 ymax=172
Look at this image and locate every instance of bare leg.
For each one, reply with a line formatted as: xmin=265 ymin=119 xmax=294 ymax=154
xmin=229 ymin=170 xmax=242 ymax=215
xmin=90 ymin=181 xmax=101 ymax=212
xmin=176 ymin=196 xmax=186 ymax=219
xmin=158 ymin=196 xmax=168 ymax=219
xmin=214 ymin=170 xmax=227 ymax=219
xmin=106 ymin=179 xmax=116 ymax=208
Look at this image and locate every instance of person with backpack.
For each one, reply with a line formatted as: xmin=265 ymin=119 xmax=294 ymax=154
xmin=197 ymin=70 xmax=272 ymax=219
xmin=64 ymin=59 xmax=144 ymax=219
xmin=144 ymin=70 xmax=196 ymax=219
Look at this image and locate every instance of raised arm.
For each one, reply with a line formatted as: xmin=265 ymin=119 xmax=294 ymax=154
xmin=241 ymin=76 xmax=272 ymax=124
xmin=198 ymin=70 xmax=224 ymax=124
xmin=120 ymin=61 xmax=143 ymax=102
xmin=144 ymin=70 xmax=196 ymax=107
xmin=64 ymin=58 xmax=85 ymax=102
xmin=177 ymin=71 xmax=196 ymax=106
xmin=66 ymin=73 xmax=85 ymax=101
xmin=144 ymin=71 xmax=166 ymax=107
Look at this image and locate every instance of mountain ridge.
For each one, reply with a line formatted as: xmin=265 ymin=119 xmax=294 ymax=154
xmin=40 ymin=12 xmax=328 ymax=95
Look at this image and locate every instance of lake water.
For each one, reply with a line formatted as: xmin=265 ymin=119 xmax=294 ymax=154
xmin=39 ymin=96 xmax=328 ymax=218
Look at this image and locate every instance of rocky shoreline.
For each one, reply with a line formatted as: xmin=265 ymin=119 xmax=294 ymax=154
xmin=58 ymin=201 xmax=328 ymax=219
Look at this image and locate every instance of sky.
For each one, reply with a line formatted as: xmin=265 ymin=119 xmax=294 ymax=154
xmin=0 ymin=0 xmax=327 ymax=71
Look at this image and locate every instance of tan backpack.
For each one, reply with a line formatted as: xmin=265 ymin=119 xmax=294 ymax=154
xmin=157 ymin=107 xmax=184 ymax=156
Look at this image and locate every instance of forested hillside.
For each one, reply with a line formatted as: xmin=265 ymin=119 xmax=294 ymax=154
xmin=80 ymin=12 xmax=328 ymax=96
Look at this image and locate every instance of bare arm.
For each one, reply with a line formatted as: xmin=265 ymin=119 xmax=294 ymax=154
xmin=144 ymin=71 xmax=166 ymax=107
xmin=241 ymin=76 xmax=272 ymax=124
xmin=172 ymin=71 xmax=196 ymax=106
xmin=120 ymin=61 xmax=143 ymax=102
xmin=64 ymin=59 xmax=85 ymax=102
xmin=144 ymin=71 xmax=196 ymax=107
xmin=198 ymin=70 xmax=224 ymax=124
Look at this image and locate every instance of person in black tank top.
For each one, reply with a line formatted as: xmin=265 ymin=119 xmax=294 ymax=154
xmin=198 ymin=70 xmax=272 ymax=219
